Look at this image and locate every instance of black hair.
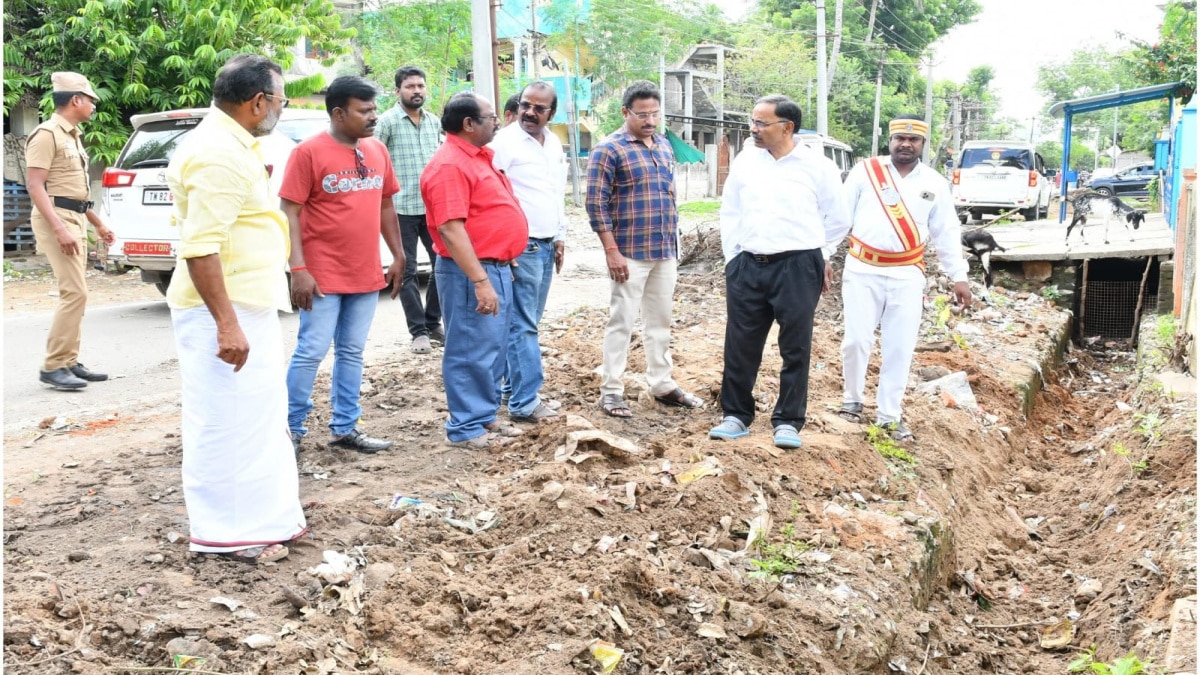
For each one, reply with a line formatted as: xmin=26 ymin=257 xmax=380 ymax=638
xmin=622 ymin=80 xmax=660 ymax=110
xmin=504 ymin=93 xmax=521 ymax=116
xmin=212 ymin=54 xmax=283 ymax=105
xmin=52 ymin=92 xmax=79 ymax=108
xmin=394 ymin=66 xmax=427 ymax=89
xmin=326 ymin=75 xmax=378 ymax=115
xmin=520 ymin=81 xmax=558 ymax=116
xmin=442 ymin=92 xmax=482 ymax=133
xmin=756 ymin=94 xmax=802 ymax=131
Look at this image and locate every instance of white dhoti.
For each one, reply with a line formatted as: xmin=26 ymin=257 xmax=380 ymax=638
xmin=172 ymin=303 xmax=307 ymax=553
xmin=840 ymin=269 xmax=925 ymax=424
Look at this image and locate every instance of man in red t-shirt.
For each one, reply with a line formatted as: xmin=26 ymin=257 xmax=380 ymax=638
xmin=420 ymin=92 xmax=528 ymax=449
xmin=280 ymin=76 xmax=405 ymax=455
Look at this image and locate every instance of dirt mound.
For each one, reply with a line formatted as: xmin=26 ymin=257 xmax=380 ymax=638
xmin=4 ymin=259 xmax=1194 ymax=675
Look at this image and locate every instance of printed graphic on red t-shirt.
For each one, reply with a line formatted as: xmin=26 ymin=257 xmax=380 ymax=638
xmin=279 ymin=132 xmax=400 ymax=294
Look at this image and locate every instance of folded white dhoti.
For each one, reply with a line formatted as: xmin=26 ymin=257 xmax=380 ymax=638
xmin=172 ymin=303 xmax=307 ymax=552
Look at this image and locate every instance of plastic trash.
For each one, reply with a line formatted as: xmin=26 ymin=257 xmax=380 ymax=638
xmin=915 ymin=371 xmax=978 ymax=409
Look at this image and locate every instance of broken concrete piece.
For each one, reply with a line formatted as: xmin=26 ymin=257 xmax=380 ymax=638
xmin=1074 ymin=578 xmax=1102 ymax=605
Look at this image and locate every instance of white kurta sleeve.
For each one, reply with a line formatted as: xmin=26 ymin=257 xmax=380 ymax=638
xmin=927 ymin=180 xmax=969 ymax=283
xmin=818 ymin=160 xmax=853 ymax=260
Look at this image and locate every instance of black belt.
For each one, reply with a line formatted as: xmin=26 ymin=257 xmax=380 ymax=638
xmin=745 ymin=250 xmax=804 ymax=264
xmin=530 ymin=236 xmax=555 ymax=243
xmin=53 ymin=196 xmax=94 ymax=213
xmin=478 ymin=258 xmax=513 ymax=266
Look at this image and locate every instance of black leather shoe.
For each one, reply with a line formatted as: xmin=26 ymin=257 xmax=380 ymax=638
xmin=69 ymin=363 xmax=108 ymax=382
xmin=330 ymin=429 xmax=392 ymax=454
xmin=40 ymin=368 xmax=88 ymax=390
xmin=429 ymin=326 xmax=445 ymax=343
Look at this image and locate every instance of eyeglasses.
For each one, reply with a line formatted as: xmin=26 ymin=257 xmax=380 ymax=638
xmin=263 ymin=93 xmax=290 ymax=108
xmin=750 ymin=119 xmax=789 ymax=129
xmin=354 ymin=147 xmax=368 ymax=180
xmin=518 ymin=101 xmax=552 ymax=115
xmin=629 ymin=110 xmax=661 ymax=121
xmin=474 ymin=114 xmax=499 ymax=125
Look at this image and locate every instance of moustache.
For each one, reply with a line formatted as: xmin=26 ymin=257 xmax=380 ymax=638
xmin=522 ymin=116 xmax=539 ymax=124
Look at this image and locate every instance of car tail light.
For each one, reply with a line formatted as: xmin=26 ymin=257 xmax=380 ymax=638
xmin=1028 ymin=170 xmax=1037 ymax=187
xmin=102 ymin=168 xmax=137 ymax=188
xmin=952 ymin=169 xmax=960 ymax=185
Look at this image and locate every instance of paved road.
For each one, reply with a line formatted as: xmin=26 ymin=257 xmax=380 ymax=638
xmin=3 ymin=249 xmax=612 ymax=434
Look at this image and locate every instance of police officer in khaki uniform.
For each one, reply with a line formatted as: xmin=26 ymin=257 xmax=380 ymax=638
xmin=26 ymin=71 xmax=116 ymax=390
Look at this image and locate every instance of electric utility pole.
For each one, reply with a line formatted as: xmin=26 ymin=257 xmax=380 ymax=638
xmin=816 ymin=0 xmax=828 ymax=134
xmin=923 ymin=51 xmax=934 ymax=164
xmin=471 ymin=0 xmax=496 ymax=105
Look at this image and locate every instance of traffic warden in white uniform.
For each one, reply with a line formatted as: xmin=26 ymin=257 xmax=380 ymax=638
xmin=838 ymin=114 xmax=971 ymax=440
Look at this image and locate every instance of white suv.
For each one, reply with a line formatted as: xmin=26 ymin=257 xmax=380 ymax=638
xmin=951 ymin=141 xmax=1053 ymax=222
xmin=101 ymin=108 xmax=422 ymax=295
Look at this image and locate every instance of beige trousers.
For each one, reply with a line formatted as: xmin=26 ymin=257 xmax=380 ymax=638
xmin=600 ymin=257 xmax=679 ymax=398
xmin=32 ymin=209 xmax=89 ymax=371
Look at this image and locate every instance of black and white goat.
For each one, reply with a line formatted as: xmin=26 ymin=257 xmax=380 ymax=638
xmin=962 ymin=228 xmax=1006 ymax=290
xmin=1065 ymin=192 xmax=1146 ymax=246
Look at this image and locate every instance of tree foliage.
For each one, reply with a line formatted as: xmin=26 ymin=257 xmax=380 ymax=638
xmin=1125 ymin=0 xmax=1196 ymax=103
xmin=353 ymin=0 xmax=473 ymax=109
xmin=3 ymin=0 xmax=354 ymax=163
xmin=1035 ymin=45 xmax=1167 ymax=155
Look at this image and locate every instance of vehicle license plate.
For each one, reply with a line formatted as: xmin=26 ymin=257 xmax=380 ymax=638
xmin=981 ymin=174 xmax=1006 ymax=180
xmin=142 ymin=189 xmax=174 ymax=205
xmin=124 ymin=242 xmax=173 ymax=256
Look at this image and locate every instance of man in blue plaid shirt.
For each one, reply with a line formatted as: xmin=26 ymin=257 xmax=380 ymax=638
xmin=586 ymin=80 xmax=704 ymax=419
xmin=376 ymin=65 xmax=443 ymax=354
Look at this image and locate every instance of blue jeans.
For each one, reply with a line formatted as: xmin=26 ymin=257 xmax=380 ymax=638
xmin=503 ymin=239 xmax=555 ymax=416
xmin=437 ymin=256 xmax=512 ymax=442
xmin=286 ymin=291 xmax=378 ymax=438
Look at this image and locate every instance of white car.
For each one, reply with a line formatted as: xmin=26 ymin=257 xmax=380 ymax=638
xmin=951 ymin=140 xmax=1054 ymax=222
xmin=100 ymin=107 xmax=424 ymax=295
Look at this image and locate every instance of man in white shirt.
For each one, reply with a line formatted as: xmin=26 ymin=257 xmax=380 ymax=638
xmin=838 ymin=114 xmax=971 ymax=440
xmin=709 ymin=94 xmax=851 ymax=449
xmin=490 ymin=82 xmax=567 ymax=423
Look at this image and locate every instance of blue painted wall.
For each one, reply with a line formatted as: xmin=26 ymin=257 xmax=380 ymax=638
xmin=1168 ymin=100 xmax=1196 ymax=229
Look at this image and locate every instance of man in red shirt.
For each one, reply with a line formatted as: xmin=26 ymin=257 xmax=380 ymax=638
xmin=421 ymin=92 xmax=529 ymax=449
xmin=280 ymin=76 xmax=405 ymax=455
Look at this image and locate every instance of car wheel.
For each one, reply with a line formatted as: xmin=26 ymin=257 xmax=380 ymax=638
xmin=1094 ymin=186 xmax=1113 ymax=196
xmin=958 ymin=212 xmax=968 ymax=225
xmin=1021 ymin=207 xmax=1039 ymax=221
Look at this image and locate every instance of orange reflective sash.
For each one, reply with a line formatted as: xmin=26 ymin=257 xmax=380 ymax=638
xmin=850 ymin=157 xmax=926 ymax=271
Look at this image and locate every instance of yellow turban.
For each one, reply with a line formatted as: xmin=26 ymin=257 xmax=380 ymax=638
xmin=888 ymin=119 xmax=929 ymax=138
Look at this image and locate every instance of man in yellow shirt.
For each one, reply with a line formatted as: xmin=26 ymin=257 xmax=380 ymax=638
xmin=165 ymin=54 xmax=307 ymax=565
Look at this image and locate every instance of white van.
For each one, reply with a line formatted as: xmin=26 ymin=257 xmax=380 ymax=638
xmin=795 ymin=133 xmax=856 ymax=180
xmin=100 ymin=108 xmax=424 ymax=295
xmin=951 ymin=141 xmax=1053 ymax=222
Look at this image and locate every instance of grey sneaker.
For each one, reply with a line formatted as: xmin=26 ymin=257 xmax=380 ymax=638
xmin=411 ymin=335 xmax=432 ymax=354
xmin=877 ymin=421 xmax=914 ymax=441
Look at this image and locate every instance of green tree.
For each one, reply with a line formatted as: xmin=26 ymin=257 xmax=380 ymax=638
xmin=353 ymin=0 xmax=473 ymax=110
xmin=3 ymin=0 xmax=353 ymax=164
xmin=1125 ymin=0 xmax=1196 ymax=103
xmin=1035 ymin=45 xmax=1168 ymax=154
xmin=1037 ymin=140 xmax=1096 ymax=172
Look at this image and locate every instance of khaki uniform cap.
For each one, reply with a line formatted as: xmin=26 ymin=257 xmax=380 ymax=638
xmin=51 ymin=72 xmax=100 ymax=101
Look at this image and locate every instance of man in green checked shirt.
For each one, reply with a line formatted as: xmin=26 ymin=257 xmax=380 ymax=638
xmin=586 ymin=80 xmax=705 ymax=419
xmin=376 ymin=65 xmax=444 ymax=354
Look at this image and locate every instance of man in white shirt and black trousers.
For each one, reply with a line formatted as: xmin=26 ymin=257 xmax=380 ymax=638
xmin=709 ymin=94 xmax=851 ymax=449
xmin=838 ymin=114 xmax=971 ymax=441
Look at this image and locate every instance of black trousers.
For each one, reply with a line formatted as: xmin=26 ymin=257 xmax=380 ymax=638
xmin=719 ymin=249 xmax=824 ymax=429
xmin=397 ymin=214 xmax=441 ymax=337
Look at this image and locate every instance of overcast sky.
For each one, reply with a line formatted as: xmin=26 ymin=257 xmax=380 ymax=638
xmin=714 ymin=0 xmax=1167 ymax=122
xmin=933 ymin=0 xmax=1165 ymax=121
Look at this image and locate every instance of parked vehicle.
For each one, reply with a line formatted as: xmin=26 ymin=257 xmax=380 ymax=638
xmin=100 ymin=107 xmax=425 ymax=295
xmin=1086 ymin=161 xmax=1156 ymax=197
xmin=794 ymin=132 xmax=856 ymax=180
xmin=950 ymin=140 xmax=1054 ymax=222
